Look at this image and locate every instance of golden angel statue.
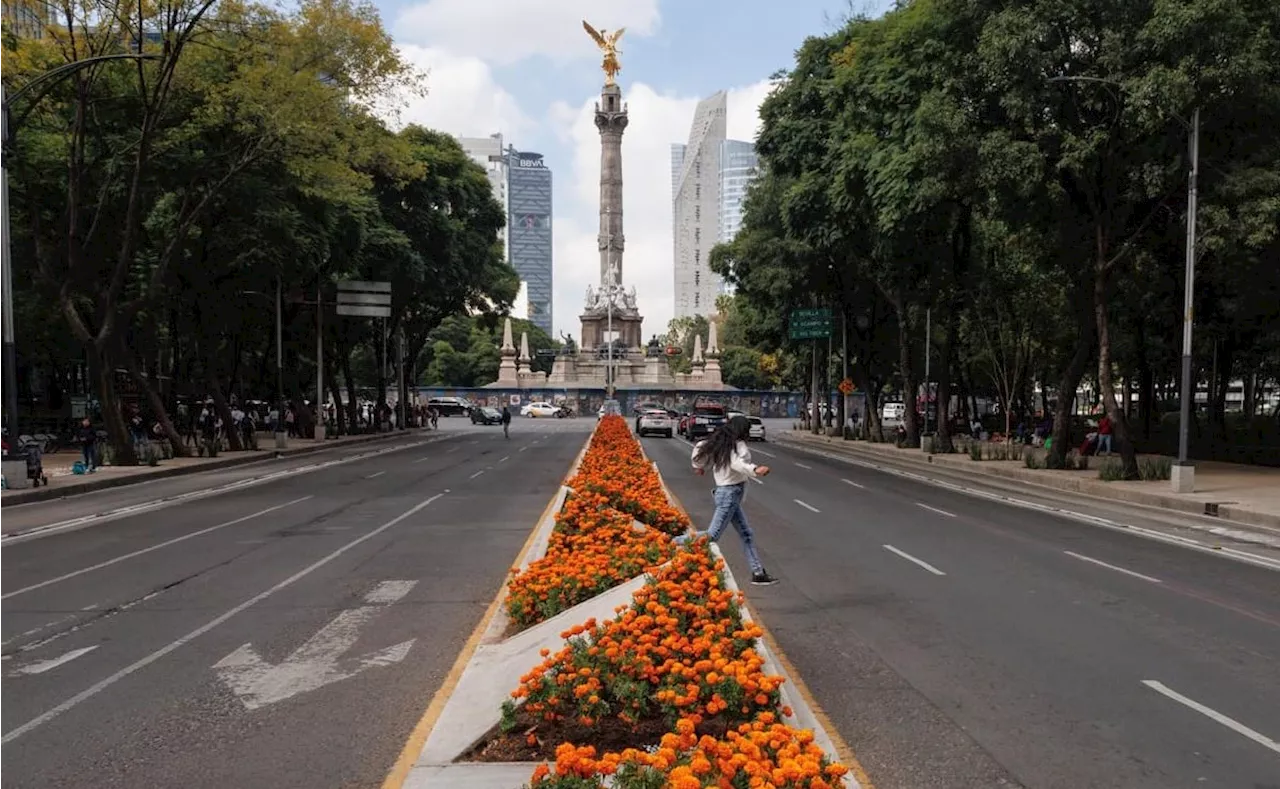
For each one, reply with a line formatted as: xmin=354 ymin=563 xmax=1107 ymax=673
xmin=583 ymin=21 xmax=625 ymax=86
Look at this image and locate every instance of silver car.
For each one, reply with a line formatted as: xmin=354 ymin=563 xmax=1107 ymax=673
xmin=747 ymin=416 xmax=766 ymax=441
xmin=636 ymin=409 xmax=675 ymax=437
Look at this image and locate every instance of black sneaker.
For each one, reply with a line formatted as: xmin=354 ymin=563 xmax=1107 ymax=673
xmin=751 ymin=571 xmax=779 ymax=586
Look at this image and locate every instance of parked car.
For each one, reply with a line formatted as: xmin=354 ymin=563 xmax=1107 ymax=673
xmin=521 ymin=401 xmax=560 ymax=418
xmin=747 ymin=416 xmax=766 ymax=441
xmin=636 ymin=409 xmax=675 ymax=438
xmin=426 ymin=396 xmax=471 ymax=417
xmin=632 ymin=401 xmax=664 ymax=416
xmin=470 ymin=406 xmax=503 ymax=425
xmin=686 ymin=404 xmax=728 ymax=440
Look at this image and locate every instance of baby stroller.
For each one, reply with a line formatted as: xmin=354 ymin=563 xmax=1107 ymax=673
xmin=23 ymin=441 xmax=50 ymax=487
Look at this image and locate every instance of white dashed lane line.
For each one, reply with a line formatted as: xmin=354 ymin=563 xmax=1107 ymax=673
xmin=883 ymin=544 xmax=947 ymax=576
xmin=794 ymin=499 xmax=821 ymax=513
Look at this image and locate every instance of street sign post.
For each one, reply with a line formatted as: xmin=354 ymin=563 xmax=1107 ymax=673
xmin=788 ymin=308 xmax=833 ymax=341
xmin=336 ymin=281 xmax=391 ymax=318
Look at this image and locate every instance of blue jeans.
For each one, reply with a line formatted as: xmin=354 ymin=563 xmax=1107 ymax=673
xmin=81 ymin=444 xmax=96 ymax=471
xmin=1098 ymin=434 xmax=1112 ymax=454
xmin=685 ymin=483 xmax=765 ymax=575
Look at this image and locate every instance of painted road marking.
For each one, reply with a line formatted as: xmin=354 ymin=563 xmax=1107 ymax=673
xmin=1 ymin=437 xmax=448 ymax=545
xmin=498 ymin=456 xmax=510 ymax=463
xmin=413 ymin=456 xmax=431 ymax=463
xmin=447 ymin=446 xmax=460 ymax=453
xmin=1142 ymin=680 xmax=1280 ymax=755
xmin=841 ymin=478 xmax=865 ymax=489
xmin=1064 ymin=550 xmax=1163 ymax=584
xmin=518 ymin=446 xmax=529 ymax=452
xmin=1 ymin=494 xmax=444 ymax=744
xmin=750 ymin=477 xmax=765 ymax=485
xmin=214 ymin=581 xmax=418 ymax=710
xmin=753 ymin=448 xmax=777 ymax=458
xmin=794 ymin=462 xmax=813 ymax=470
xmin=883 ymin=544 xmax=947 ymax=576
xmin=3 ymin=497 xmax=313 ymax=600
xmin=365 ymin=471 xmax=386 ymax=479
xmin=469 ymin=470 xmax=485 ymax=479
xmin=794 ymin=499 xmax=821 ymax=513
xmin=916 ymin=503 xmax=956 ymax=518
xmin=7 ymin=646 xmax=99 ymax=677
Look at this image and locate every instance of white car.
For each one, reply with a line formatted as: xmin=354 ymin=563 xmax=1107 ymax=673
xmin=747 ymin=416 xmax=766 ymax=441
xmin=636 ymin=409 xmax=675 ymax=438
xmin=521 ymin=401 xmax=559 ymax=418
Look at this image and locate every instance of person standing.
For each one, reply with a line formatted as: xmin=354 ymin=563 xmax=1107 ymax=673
xmin=501 ymin=405 xmax=512 ymax=439
xmin=685 ymin=415 xmax=778 ymax=586
xmin=77 ymin=417 xmax=98 ymax=473
xmin=1097 ymin=414 xmax=1113 ymax=455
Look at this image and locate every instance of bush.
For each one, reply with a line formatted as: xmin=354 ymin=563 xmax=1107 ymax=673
xmin=1097 ymin=458 xmax=1125 ymax=481
xmin=969 ymin=442 xmax=983 ymax=461
xmin=1139 ymin=456 xmax=1172 ymax=481
xmin=1024 ymin=453 xmax=1043 ymax=469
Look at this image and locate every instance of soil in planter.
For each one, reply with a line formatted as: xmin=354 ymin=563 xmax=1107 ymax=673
xmin=463 ymin=705 xmax=732 ymax=762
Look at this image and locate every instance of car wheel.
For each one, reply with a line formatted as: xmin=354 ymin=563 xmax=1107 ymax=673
xmin=665 ymin=430 xmax=673 ymax=438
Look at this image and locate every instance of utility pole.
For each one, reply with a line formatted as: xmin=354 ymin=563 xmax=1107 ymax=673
xmin=2 ymin=86 xmax=18 ymax=447
xmin=811 ymin=338 xmax=820 ymax=435
xmin=275 ymin=277 xmax=286 ymax=451
xmin=923 ymin=307 xmax=931 ymax=444
xmin=315 ymin=282 xmax=325 ymax=441
xmin=1173 ymin=107 xmax=1200 ymax=494
xmin=842 ymin=309 xmax=849 ymax=438
xmin=397 ymin=325 xmax=407 ymax=430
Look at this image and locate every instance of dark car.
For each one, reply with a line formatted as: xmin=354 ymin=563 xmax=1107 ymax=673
xmin=470 ymin=406 xmax=503 ymax=425
xmin=686 ymin=404 xmax=727 ymax=440
xmin=426 ymin=397 xmax=471 ymax=417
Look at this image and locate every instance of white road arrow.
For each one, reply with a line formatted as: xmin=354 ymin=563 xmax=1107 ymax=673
xmin=214 ymin=580 xmax=417 ymax=710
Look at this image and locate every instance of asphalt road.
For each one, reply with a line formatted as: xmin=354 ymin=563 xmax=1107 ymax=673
xmin=642 ymin=430 xmax=1280 ymax=789
xmin=2 ymin=418 xmax=590 ymax=789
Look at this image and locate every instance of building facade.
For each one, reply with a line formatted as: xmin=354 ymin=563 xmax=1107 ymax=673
xmin=671 ymin=91 xmax=727 ymax=319
xmin=719 ymin=139 xmax=757 ymax=245
xmin=458 ymin=134 xmax=510 ymax=261
xmin=506 ymin=149 xmax=554 ymax=335
xmin=2 ymin=0 xmax=49 ymax=37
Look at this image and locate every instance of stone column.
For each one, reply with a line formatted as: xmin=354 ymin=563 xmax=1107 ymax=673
xmin=595 ymin=84 xmax=629 ymax=285
xmin=496 ymin=317 xmax=518 ymax=386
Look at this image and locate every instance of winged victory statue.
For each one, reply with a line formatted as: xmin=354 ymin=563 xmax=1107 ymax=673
xmin=582 ymin=21 xmax=625 ymax=86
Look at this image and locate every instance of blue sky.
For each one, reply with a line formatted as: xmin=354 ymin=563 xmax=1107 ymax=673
xmin=375 ymin=0 xmax=892 ymax=338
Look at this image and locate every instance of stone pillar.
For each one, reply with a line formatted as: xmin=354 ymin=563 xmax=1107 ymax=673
xmin=496 ymin=317 xmax=518 ymax=386
xmin=703 ymin=322 xmax=723 ymax=387
xmin=517 ymin=332 xmax=532 ymax=377
xmin=595 ymin=84 xmax=629 ymax=286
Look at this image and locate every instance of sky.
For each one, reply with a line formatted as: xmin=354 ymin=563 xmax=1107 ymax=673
xmin=374 ymin=0 xmax=892 ymax=341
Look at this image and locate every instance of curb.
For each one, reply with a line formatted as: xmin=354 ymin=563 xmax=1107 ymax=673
xmin=2 ymin=430 xmax=430 ymax=506
xmin=779 ymin=433 xmax=1280 ymax=530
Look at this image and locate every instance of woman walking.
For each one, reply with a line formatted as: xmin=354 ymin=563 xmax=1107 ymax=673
xmin=686 ymin=415 xmax=779 ymax=585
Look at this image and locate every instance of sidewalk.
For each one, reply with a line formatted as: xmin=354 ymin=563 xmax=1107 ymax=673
xmin=778 ymin=431 xmax=1280 ymax=530
xmin=1 ymin=429 xmax=429 ymax=505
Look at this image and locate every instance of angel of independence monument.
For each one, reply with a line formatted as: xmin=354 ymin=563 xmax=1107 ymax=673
xmin=490 ymin=22 xmax=724 ymax=392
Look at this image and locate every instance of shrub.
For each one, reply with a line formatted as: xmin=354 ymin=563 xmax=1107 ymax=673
xmin=969 ymin=442 xmax=983 ymax=461
xmin=1139 ymin=456 xmax=1172 ymax=481
xmin=1024 ymin=453 xmax=1043 ymax=469
xmin=1097 ymin=458 xmax=1125 ymax=481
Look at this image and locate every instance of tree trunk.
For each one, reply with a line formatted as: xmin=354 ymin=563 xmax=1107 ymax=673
xmin=118 ymin=341 xmax=188 ymax=456
xmin=934 ymin=307 xmax=956 ymax=453
xmin=327 ymin=354 xmax=346 ymax=436
xmin=1243 ymin=370 xmax=1257 ymax=418
xmin=1049 ymin=291 xmax=1095 ymax=468
xmin=90 ymin=347 xmax=137 ymax=466
xmin=206 ymin=373 xmax=244 ymax=451
xmin=1211 ymin=338 xmax=1235 ymax=440
xmin=1094 ymin=261 xmax=1139 ymax=479
xmin=341 ymin=346 xmax=361 ymax=430
xmin=895 ymin=303 xmax=918 ymax=446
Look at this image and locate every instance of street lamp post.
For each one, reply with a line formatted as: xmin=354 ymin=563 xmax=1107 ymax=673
xmin=1047 ymin=76 xmax=1200 ymax=493
xmin=2 ymin=54 xmax=158 ymax=450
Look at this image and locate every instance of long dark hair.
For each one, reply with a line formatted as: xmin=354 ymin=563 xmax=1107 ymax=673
xmin=693 ymin=415 xmax=751 ymax=470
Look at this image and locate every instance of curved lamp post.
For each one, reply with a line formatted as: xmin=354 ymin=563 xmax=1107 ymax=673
xmin=1047 ymin=75 xmax=1200 ymax=493
xmin=2 ymin=54 xmax=159 ymax=445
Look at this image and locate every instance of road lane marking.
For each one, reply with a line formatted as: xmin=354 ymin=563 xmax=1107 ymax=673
xmin=469 ymin=470 xmax=485 ymax=479
xmin=794 ymin=499 xmax=821 ymax=513
xmin=1142 ymin=680 xmax=1280 ymax=755
xmin=365 ymin=471 xmax=385 ymax=479
xmin=794 ymin=462 xmax=813 ymax=470
xmin=447 ymin=446 xmax=460 ymax=453
xmin=841 ymin=478 xmax=865 ymax=489
xmin=498 ymin=456 xmax=510 ymax=463
xmin=413 ymin=456 xmax=431 ymax=463
xmin=2 ymin=497 xmax=314 ymax=600
xmin=753 ymin=448 xmax=777 ymax=457
xmin=7 ymin=646 xmax=99 ymax=677
xmin=1 ymin=493 xmax=445 ymax=745
xmin=1064 ymin=550 xmax=1162 ymax=584
xmin=916 ymin=503 xmax=955 ymax=518
xmin=214 ymin=581 xmax=418 ymax=710
xmin=750 ymin=477 xmax=765 ymax=485
xmin=2 ymin=614 xmax=78 ymax=646
xmin=883 ymin=544 xmax=947 ymax=576
xmin=518 ymin=446 xmax=529 ymax=452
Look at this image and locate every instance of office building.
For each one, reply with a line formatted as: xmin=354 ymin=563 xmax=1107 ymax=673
xmin=719 ymin=139 xmax=757 ymax=244
xmin=458 ymin=134 xmax=510 ymax=261
xmin=671 ymin=91 xmax=726 ymax=318
xmin=505 ymin=148 xmax=553 ymax=336
xmin=2 ymin=0 xmax=48 ymax=37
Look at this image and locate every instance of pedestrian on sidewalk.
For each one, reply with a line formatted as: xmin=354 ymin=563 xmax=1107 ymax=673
xmin=1098 ymin=414 xmax=1113 ymax=455
xmin=501 ymin=405 xmax=512 ymax=439
xmin=77 ymin=417 xmax=98 ymax=473
xmin=683 ymin=414 xmax=778 ymax=586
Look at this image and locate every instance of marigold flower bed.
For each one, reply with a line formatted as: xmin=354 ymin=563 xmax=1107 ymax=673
xmin=475 ymin=417 xmax=849 ymax=787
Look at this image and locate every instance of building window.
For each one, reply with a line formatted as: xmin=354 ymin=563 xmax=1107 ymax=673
xmin=695 ymin=249 xmax=700 ymax=264
xmin=695 ymin=227 xmax=700 ymax=243
xmin=695 ymin=183 xmax=700 ymax=200
xmin=695 ymin=293 xmax=700 ymax=308
xmin=695 ymin=205 xmax=700 ymax=221
xmin=695 ymin=271 xmax=700 ymax=286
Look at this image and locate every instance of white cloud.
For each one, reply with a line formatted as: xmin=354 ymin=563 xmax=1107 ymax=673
xmin=394 ymin=0 xmax=660 ymax=65
xmin=388 ymin=44 xmax=530 ymax=136
xmin=550 ymin=81 xmax=774 ymax=340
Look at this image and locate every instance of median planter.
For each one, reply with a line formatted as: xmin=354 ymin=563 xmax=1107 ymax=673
xmin=402 ymin=416 xmax=854 ymax=789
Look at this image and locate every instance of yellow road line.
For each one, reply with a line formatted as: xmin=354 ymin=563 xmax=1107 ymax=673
xmin=380 ymin=434 xmax=588 ymax=789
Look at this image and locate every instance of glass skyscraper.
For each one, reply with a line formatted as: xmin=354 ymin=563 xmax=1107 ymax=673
xmin=506 ymin=149 xmax=554 ymax=335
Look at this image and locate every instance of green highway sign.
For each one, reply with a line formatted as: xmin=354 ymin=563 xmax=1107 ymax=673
xmin=789 ymin=308 xmax=833 ymax=340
